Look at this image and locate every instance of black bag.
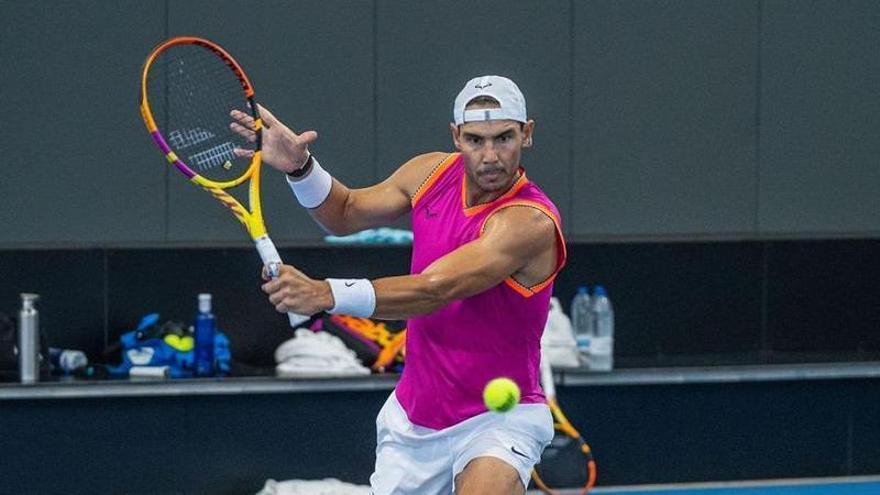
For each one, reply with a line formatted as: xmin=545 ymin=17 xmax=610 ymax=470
xmin=0 ymin=312 xmax=19 ymax=381
xmin=316 ymin=314 xmax=406 ymax=372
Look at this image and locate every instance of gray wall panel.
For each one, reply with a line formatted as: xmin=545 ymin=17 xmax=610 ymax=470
xmin=166 ymin=1 xmax=374 ymax=243
xmin=1 ymin=0 xmax=877 ymax=246
xmin=759 ymin=0 xmax=880 ymax=235
xmin=0 ymin=1 xmax=166 ymax=245
xmin=376 ymin=0 xmax=572 ymax=230
xmin=572 ymin=0 xmax=759 ymax=236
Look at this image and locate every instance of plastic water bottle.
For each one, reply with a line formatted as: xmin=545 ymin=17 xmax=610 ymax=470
xmin=591 ymin=285 xmax=614 ymax=371
xmin=570 ymin=286 xmax=593 ymax=367
xmin=194 ymin=293 xmax=216 ymax=377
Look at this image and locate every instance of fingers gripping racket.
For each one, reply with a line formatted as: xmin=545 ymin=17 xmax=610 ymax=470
xmin=140 ymin=36 xmax=308 ymax=327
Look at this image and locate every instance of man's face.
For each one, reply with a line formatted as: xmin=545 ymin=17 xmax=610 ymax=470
xmin=450 ymin=118 xmax=534 ymax=194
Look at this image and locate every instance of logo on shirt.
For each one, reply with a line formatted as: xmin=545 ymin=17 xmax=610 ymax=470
xmin=424 ymin=206 xmax=438 ymax=219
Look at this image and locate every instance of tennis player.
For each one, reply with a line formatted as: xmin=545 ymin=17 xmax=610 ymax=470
xmin=233 ymin=75 xmax=566 ymax=495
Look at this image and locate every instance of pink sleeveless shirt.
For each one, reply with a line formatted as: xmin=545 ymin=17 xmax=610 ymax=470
xmin=394 ymin=153 xmax=567 ymax=429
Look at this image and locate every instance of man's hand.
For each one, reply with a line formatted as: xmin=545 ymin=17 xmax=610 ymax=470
xmin=261 ymin=264 xmax=334 ymax=316
xmin=230 ymin=104 xmax=318 ymax=174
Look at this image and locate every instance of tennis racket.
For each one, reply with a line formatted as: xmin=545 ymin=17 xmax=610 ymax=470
xmin=533 ymin=356 xmax=597 ymax=494
xmin=139 ymin=36 xmax=308 ymax=327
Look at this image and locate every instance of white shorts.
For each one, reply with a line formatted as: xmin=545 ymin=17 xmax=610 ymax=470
xmin=369 ymin=391 xmax=554 ymax=495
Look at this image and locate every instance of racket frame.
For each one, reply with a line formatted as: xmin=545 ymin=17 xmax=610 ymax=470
xmin=140 ymin=36 xmax=268 ymax=239
xmin=140 ymin=36 xmax=307 ymax=326
xmin=533 ymin=358 xmax=598 ymax=494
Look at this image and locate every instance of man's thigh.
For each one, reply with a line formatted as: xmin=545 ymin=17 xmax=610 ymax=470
xmin=454 ymin=456 xmax=524 ymax=495
xmin=451 ymin=404 xmax=554 ymax=494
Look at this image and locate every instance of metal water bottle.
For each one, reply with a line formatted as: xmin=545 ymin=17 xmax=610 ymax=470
xmin=19 ymin=293 xmax=40 ymax=384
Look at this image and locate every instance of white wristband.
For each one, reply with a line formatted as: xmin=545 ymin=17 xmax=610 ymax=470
xmin=326 ymin=278 xmax=376 ymax=318
xmin=286 ymin=156 xmax=332 ymax=208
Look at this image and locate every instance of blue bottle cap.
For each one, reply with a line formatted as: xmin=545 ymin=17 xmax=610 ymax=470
xmin=594 ymin=285 xmax=607 ymax=297
xmin=577 ymin=285 xmax=589 ymax=294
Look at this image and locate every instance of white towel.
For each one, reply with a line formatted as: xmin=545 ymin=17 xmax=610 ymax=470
xmin=256 ymin=478 xmax=371 ymax=495
xmin=274 ymin=329 xmax=370 ymax=378
xmin=540 ymin=297 xmax=582 ymax=368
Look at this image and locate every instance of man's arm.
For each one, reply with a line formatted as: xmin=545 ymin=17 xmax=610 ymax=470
xmin=305 ymin=151 xmax=448 ymax=236
xmin=371 ymin=206 xmax=556 ymax=319
xmin=262 ymin=205 xmax=558 ymax=319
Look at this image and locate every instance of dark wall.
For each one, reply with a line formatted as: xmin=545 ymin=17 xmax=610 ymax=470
xmin=1 ymin=0 xmax=879 ymax=246
xmin=0 ymin=390 xmax=387 ymax=494
xmin=556 ymin=378 xmax=880 ymax=486
xmin=2 ymin=377 xmax=878 ymax=493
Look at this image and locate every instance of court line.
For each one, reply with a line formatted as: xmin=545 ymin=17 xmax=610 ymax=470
xmin=580 ymin=475 xmax=880 ymax=493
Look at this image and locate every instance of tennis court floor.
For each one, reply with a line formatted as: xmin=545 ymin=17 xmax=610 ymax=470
xmin=530 ymin=476 xmax=880 ymax=495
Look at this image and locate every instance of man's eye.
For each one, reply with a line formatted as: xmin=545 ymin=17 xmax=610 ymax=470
xmin=467 ymin=136 xmax=482 ymax=145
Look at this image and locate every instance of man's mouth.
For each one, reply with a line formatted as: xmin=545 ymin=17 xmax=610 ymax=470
xmin=479 ymin=168 xmax=504 ymax=180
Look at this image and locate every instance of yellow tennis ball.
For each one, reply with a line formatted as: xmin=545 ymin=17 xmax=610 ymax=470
xmin=164 ymin=334 xmax=194 ymax=352
xmin=483 ymin=377 xmax=521 ymax=413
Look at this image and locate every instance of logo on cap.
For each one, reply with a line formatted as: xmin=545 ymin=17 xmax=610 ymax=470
xmin=474 ymin=82 xmax=493 ymax=90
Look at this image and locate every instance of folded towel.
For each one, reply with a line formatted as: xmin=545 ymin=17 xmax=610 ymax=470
xmin=275 ymin=329 xmax=370 ymax=378
xmin=256 ymin=478 xmax=371 ymax=495
xmin=324 ymin=228 xmax=413 ymax=245
xmin=540 ymin=297 xmax=581 ymax=368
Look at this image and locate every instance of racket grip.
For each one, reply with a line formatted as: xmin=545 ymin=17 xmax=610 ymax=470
xmin=254 ymin=235 xmax=310 ymax=327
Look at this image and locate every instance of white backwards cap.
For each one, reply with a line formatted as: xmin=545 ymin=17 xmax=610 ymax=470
xmin=453 ymin=75 xmax=528 ymax=125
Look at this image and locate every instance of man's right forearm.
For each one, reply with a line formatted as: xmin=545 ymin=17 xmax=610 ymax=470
xmin=286 ymin=161 xmax=367 ymax=236
xmin=287 ymin=153 xmax=415 ymax=236
xmin=306 ymin=181 xmax=364 ymax=236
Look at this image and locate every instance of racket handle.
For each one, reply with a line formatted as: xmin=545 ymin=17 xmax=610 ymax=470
xmin=254 ymin=235 xmax=310 ymax=327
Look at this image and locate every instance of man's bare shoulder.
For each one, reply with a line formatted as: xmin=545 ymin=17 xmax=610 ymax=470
xmin=400 ymin=152 xmax=452 ymax=175
xmin=482 ymin=204 xmax=557 ymax=261
xmin=486 ymin=205 xmax=556 ymax=239
xmin=483 ymin=205 xmax=558 ymax=283
xmin=388 ymin=151 xmax=454 ymax=197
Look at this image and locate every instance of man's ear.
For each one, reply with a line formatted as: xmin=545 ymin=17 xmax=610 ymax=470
xmin=449 ymin=123 xmax=463 ymax=150
xmin=522 ymin=120 xmax=535 ymax=148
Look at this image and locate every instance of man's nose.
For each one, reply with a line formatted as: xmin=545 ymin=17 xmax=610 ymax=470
xmin=483 ymin=141 xmax=499 ymax=162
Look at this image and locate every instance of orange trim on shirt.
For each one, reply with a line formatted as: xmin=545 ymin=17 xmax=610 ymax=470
xmin=504 ymin=277 xmax=538 ymax=297
xmin=462 ymin=169 xmax=529 ymax=217
xmin=480 ymin=200 xmax=568 ymax=298
xmin=503 ymin=275 xmax=558 ymax=297
xmin=410 ymin=153 xmax=460 ymax=207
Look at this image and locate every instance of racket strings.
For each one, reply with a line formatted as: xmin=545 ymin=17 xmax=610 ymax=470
xmin=146 ymin=44 xmax=255 ymax=183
